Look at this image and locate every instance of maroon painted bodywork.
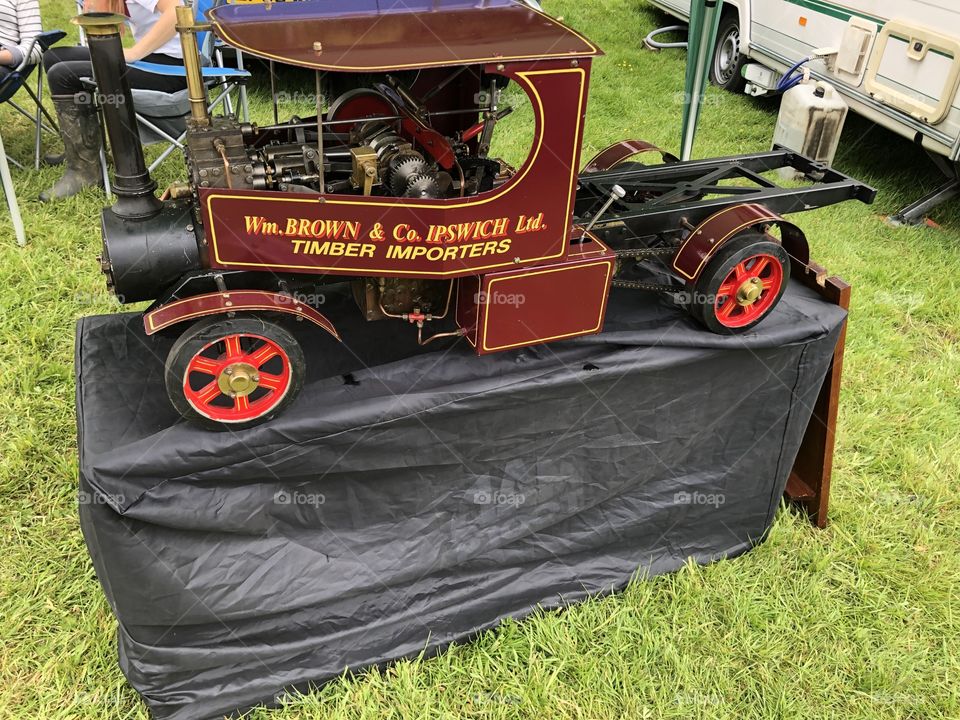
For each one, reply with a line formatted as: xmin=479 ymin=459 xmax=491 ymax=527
xmin=143 ymin=290 xmax=341 ymax=339
xmin=456 ymin=232 xmax=616 ymax=354
xmin=581 ymin=139 xmax=678 ymax=173
xmin=202 ymin=60 xmax=592 ymax=280
xmin=672 ymin=202 xmax=809 ymax=281
xmin=207 ymin=0 xmax=602 ymax=72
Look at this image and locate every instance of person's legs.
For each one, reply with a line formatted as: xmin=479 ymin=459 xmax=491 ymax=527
xmin=42 ymin=45 xmax=92 ymax=66
xmin=40 ymin=47 xmax=102 ymax=201
xmin=43 ymin=47 xmax=96 ymax=95
xmin=41 ymin=48 xmax=189 ymax=200
xmin=46 ymin=47 xmax=188 ymax=97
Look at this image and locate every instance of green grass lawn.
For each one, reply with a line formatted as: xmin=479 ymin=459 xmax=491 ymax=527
xmin=1 ymin=0 xmax=958 ymax=718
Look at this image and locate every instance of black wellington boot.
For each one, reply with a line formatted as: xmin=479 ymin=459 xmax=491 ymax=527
xmin=39 ymin=94 xmax=103 ymax=202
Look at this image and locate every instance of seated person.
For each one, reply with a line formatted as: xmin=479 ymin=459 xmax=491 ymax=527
xmin=41 ymin=0 xmax=187 ymax=202
xmin=0 ymin=0 xmax=43 ymax=78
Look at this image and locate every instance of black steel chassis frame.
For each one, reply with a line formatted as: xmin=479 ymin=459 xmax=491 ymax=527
xmin=574 ymin=148 xmax=877 ymax=242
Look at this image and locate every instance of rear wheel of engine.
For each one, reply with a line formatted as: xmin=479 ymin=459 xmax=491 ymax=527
xmin=688 ymin=233 xmax=789 ymax=334
xmin=164 ymin=315 xmax=306 ymax=429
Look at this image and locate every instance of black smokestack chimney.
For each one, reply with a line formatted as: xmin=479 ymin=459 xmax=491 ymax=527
xmin=73 ymin=13 xmax=162 ymax=220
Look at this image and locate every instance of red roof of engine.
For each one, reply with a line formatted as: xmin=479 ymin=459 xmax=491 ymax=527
xmin=208 ymin=0 xmax=602 ymax=72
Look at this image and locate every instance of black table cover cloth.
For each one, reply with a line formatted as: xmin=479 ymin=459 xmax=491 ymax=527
xmin=76 ymin=280 xmax=846 ymax=719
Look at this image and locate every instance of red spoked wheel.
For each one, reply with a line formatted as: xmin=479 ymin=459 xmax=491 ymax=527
xmin=713 ymin=252 xmax=784 ymax=328
xmin=689 ymin=233 xmax=790 ymax=334
xmin=165 ymin=316 xmax=306 ymax=429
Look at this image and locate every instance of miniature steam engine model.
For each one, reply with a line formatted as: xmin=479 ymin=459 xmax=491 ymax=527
xmin=83 ymin=0 xmax=875 ymax=428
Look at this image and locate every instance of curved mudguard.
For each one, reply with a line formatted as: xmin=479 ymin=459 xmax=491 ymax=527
xmin=581 ymin=139 xmax=679 ymax=173
xmin=672 ymin=203 xmax=810 ymax=282
xmin=143 ymin=290 xmax=341 ymax=339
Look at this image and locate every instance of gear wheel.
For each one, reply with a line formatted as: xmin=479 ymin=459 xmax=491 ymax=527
xmin=389 ymin=155 xmax=428 ymax=196
xmin=404 ymin=173 xmax=441 ymax=199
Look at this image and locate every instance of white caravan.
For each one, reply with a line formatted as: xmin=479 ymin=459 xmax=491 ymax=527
xmin=645 ymin=0 xmax=960 ymax=222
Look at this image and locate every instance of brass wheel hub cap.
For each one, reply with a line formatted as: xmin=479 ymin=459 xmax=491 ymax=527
xmin=217 ymin=362 xmax=260 ymax=397
xmin=736 ymin=277 xmax=763 ymax=306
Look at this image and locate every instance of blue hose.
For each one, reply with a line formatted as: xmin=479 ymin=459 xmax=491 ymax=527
xmin=779 ymin=75 xmax=804 ymax=92
xmin=777 ymin=56 xmax=811 ymax=92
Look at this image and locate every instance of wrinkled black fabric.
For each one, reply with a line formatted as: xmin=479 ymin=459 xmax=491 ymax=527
xmin=76 ymin=281 xmax=846 ymax=720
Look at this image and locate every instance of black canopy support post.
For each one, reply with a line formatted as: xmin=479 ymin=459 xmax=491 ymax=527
xmin=316 ymin=70 xmax=325 ymax=192
xmin=270 ymin=61 xmax=278 ymax=125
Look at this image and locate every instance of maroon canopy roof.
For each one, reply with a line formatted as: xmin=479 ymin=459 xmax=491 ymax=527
xmin=208 ymin=0 xmax=602 ymax=72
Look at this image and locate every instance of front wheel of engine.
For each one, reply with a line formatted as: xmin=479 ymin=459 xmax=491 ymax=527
xmin=688 ymin=233 xmax=790 ymax=334
xmin=164 ymin=315 xmax=306 ymax=430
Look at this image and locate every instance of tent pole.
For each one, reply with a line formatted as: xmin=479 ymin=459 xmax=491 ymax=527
xmin=680 ymin=0 xmax=722 ymax=161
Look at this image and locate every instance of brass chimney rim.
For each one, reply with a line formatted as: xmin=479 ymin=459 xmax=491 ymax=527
xmin=72 ymin=12 xmax=127 ymax=35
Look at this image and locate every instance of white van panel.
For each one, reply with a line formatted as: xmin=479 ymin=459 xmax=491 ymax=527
xmin=643 ymin=0 xmax=960 ymax=160
xmin=866 ymin=20 xmax=960 ymax=125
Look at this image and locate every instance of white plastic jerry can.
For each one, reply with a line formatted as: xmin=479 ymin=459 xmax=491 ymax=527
xmin=773 ymin=80 xmax=849 ymax=169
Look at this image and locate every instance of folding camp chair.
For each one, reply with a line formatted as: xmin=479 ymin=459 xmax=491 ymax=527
xmin=0 ymin=127 xmax=25 ymax=246
xmin=213 ymin=34 xmax=249 ymax=122
xmin=0 ymin=30 xmax=67 ymax=170
xmin=0 ymin=30 xmax=67 ymax=246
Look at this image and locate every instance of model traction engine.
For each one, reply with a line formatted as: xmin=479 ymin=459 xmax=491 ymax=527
xmin=81 ymin=0 xmax=876 ymax=429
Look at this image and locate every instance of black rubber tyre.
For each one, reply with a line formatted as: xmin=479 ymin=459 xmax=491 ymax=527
xmin=164 ymin=314 xmax=306 ymax=430
xmin=710 ymin=13 xmax=747 ymax=93
xmin=688 ymin=233 xmax=790 ymax=335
